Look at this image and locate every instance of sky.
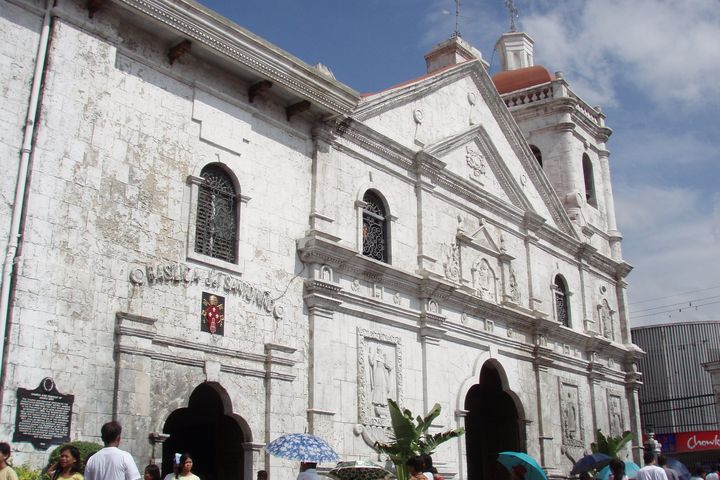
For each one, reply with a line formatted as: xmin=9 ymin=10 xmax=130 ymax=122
xmin=198 ymin=0 xmax=720 ymax=327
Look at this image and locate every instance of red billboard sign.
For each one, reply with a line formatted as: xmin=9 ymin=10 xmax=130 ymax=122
xmin=676 ymin=431 xmax=720 ymax=452
xmin=650 ymin=431 xmax=720 ymax=453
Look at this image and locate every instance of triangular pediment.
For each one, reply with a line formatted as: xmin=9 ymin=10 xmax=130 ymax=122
xmin=353 ymin=60 xmax=578 ymax=238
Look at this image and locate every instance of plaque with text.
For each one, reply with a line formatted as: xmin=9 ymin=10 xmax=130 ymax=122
xmin=13 ymin=378 xmax=73 ymax=449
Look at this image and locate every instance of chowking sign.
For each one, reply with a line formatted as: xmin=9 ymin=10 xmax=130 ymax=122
xmin=652 ymin=430 xmax=720 ymax=453
xmin=129 ymin=262 xmax=285 ymax=319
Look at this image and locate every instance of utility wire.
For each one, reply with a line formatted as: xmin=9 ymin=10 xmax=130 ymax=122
xmin=630 ymin=294 xmax=720 ymax=314
xmin=630 ymin=284 xmax=720 ymax=305
xmin=632 ymin=299 xmax=720 ymax=319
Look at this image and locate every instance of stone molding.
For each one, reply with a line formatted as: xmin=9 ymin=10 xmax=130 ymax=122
xmin=112 ymin=0 xmax=359 ymax=114
xmin=115 ymin=312 xmax=296 ymax=381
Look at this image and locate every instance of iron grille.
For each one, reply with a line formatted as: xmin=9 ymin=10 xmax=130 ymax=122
xmin=195 ymin=165 xmax=237 ymax=263
xmin=362 ymin=191 xmax=388 ymax=263
xmin=555 ymin=277 xmax=569 ymax=326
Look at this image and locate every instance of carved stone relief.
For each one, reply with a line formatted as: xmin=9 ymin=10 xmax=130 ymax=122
xmin=608 ymin=393 xmax=623 ymax=437
xmin=560 ymin=382 xmax=584 ymax=447
xmin=471 ymin=258 xmax=497 ymax=302
xmin=320 ymin=265 xmax=333 ymax=282
xmin=358 ymin=328 xmax=404 ymax=427
xmin=442 ymin=241 xmax=461 ymax=282
xmin=466 ymin=146 xmax=486 ymax=183
xmin=508 ymin=266 xmax=521 ymax=303
xmin=598 ymin=299 xmax=615 ymax=340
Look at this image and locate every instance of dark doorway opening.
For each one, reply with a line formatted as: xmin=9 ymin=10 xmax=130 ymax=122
xmin=162 ymin=383 xmax=245 ymax=480
xmin=464 ymin=362 xmax=524 ymax=480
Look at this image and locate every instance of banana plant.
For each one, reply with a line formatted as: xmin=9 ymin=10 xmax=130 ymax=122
xmin=591 ymin=429 xmax=634 ymax=458
xmin=374 ymin=399 xmax=465 ymax=480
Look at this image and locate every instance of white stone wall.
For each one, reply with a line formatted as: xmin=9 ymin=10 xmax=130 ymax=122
xmin=0 ymin=0 xmax=42 ymax=273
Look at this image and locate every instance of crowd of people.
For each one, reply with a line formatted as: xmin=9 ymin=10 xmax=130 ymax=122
xmin=0 ymin=421 xmax=202 ymax=480
xmin=1 ymin=423 xmax=714 ymax=480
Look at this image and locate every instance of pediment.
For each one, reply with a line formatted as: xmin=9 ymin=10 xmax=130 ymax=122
xmin=353 ymin=60 xmax=578 ymax=238
xmin=422 ymin=125 xmax=533 ymax=214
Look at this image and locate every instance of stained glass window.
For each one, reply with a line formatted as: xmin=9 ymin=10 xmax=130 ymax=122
xmin=195 ymin=165 xmax=237 ymax=263
xmin=362 ymin=190 xmax=388 ymax=263
xmin=555 ymin=275 xmax=570 ymax=327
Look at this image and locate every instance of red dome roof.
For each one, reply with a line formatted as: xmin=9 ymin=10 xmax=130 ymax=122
xmin=491 ymin=65 xmax=554 ymax=94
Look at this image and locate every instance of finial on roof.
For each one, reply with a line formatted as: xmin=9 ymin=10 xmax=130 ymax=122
xmin=504 ymin=0 xmax=519 ymax=32
xmin=454 ymin=0 xmax=462 ymax=37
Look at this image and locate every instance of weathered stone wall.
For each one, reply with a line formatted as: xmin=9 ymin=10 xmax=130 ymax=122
xmin=0 ymin=0 xmax=42 ymax=279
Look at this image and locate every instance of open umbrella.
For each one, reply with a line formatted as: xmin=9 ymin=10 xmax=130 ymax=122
xmin=497 ymin=452 xmax=547 ymax=480
xmin=328 ymin=461 xmax=394 ymax=480
xmin=266 ymin=433 xmax=340 ymax=463
xmin=571 ymin=453 xmax=613 ymax=476
xmin=596 ymin=461 xmax=641 ymax=480
xmin=665 ymin=458 xmax=690 ymax=480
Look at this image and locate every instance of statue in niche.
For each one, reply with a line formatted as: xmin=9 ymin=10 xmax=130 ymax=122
xmin=471 ymin=259 xmax=495 ymax=302
xmin=369 ymin=346 xmax=394 ymax=414
xmin=466 ymin=146 xmax=486 ymax=182
xmin=609 ymin=396 xmax=623 ymax=436
xmin=599 ymin=300 xmax=613 ymax=339
xmin=562 ymin=390 xmax=580 ymax=441
xmin=509 ymin=267 xmax=521 ymax=303
xmin=442 ymin=241 xmax=460 ymax=282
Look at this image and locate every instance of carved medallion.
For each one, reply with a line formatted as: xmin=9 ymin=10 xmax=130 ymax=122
xmin=466 ymin=146 xmax=486 ymax=183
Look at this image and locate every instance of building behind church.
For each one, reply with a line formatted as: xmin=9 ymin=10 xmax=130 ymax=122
xmin=0 ymin=0 xmax=643 ymax=478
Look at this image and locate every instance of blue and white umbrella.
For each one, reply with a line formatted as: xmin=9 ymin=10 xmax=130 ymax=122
xmin=266 ymin=433 xmax=340 ymax=463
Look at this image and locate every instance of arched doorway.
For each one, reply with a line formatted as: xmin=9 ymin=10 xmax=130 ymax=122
xmin=163 ymin=383 xmax=246 ymax=480
xmin=464 ymin=361 xmax=524 ymax=480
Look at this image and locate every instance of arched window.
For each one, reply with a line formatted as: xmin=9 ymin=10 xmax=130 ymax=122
xmin=362 ymin=190 xmax=389 ymax=263
xmin=195 ymin=165 xmax=237 ymax=263
xmin=582 ymin=153 xmax=597 ymax=207
xmin=554 ymin=275 xmax=570 ymax=327
xmin=530 ymin=144 xmax=543 ymax=167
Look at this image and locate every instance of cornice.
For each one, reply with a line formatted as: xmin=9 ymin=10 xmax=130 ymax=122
xmin=111 ymin=0 xmax=360 ymax=114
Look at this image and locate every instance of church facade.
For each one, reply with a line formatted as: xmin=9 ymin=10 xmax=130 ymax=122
xmin=0 ymin=0 xmax=643 ymax=478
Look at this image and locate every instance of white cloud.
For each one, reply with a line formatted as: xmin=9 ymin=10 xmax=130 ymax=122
xmin=521 ymin=0 xmax=720 ymax=108
xmin=615 ymin=183 xmax=720 ymax=326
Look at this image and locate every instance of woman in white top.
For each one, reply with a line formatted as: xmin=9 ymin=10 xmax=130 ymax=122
xmin=173 ymin=454 xmax=199 ymax=480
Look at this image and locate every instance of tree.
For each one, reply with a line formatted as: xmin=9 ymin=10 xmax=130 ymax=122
xmin=374 ymin=399 xmax=464 ymax=480
xmin=591 ymin=429 xmax=634 ymax=458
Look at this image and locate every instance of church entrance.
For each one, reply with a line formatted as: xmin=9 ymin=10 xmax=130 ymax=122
xmin=162 ymin=383 xmax=246 ymax=480
xmin=464 ymin=361 xmax=524 ymax=480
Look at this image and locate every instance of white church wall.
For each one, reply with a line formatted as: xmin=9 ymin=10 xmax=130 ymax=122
xmin=0 ymin=0 xmax=42 ymax=287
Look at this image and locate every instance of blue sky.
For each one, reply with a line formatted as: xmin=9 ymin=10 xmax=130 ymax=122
xmin=198 ymin=0 xmax=720 ymax=327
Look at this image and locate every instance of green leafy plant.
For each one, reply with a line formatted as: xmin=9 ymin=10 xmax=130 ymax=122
xmin=374 ymin=399 xmax=464 ymax=480
xmin=46 ymin=441 xmax=103 ymax=471
xmin=13 ymin=464 xmax=45 ymax=480
xmin=591 ymin=429 xmax=634 ymax=458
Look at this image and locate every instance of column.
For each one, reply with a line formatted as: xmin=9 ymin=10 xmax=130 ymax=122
xmin=625 ymin=367 xmax=644 ymax=464
xmin=598 ymin=148 xmax=623 ymax=260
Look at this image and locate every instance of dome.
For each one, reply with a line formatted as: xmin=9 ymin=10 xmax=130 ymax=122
xmin=491 ymin=65 xmax=555 ymax=94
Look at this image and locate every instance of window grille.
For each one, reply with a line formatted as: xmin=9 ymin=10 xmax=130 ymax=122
xmin=195 ymin=165 xmax=237 ymax=263
xmin=362 ymin=191 xmax=388 ymax=263
xmin=555 ymin=276 xmax=570 ymax=327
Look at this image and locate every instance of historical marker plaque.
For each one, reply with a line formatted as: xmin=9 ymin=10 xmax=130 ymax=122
xmin=13 ymin=378 xmax=73 ymax=449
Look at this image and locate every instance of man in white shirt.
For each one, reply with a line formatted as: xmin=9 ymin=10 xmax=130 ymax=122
xmin=636 ymin=451 xmax=668 ymax=480
xmin=85 ymin=421 xmax=141 ymax=480
xmin=297 ymin=462 xmax=320 ymax=480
